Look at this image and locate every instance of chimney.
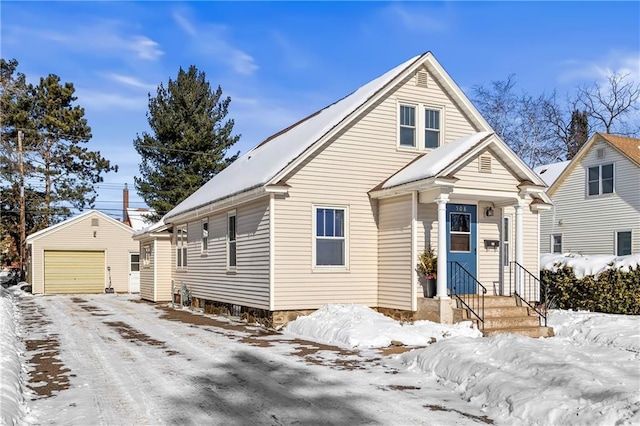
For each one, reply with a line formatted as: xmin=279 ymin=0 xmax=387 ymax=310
xmin=123 ymin=183 xmax=129 ymax=224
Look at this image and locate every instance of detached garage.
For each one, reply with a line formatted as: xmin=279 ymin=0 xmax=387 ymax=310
xmin=26 ymin=210 xmax=139 ymax=295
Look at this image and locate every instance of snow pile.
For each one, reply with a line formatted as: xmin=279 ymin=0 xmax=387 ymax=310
xmin=550 ymin=309 xmax=640 ymax=352
xmin=0 ymin=287 xmax=25 ymax=425
xmin=397 ymin=309 xmax=640 ymax=426
xmin=283 ymin=304 xmax=482 ymax=348
xmin=541 ymin=252 xmax=640 ymax=279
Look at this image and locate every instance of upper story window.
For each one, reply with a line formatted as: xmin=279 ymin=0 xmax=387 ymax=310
xmin=315 ymin=206 xmax=347 ymax=267
xmin=176 ymin=225 xmax=187 ymax=269
xmin=399 ymin=105 xmax=416 ymax=147
xmin=398 ymin=102 xmax=442 ymax=150
xmin=424 ymin=108 xmax=440 ymax=148
xmin=587 ymin=163 xmax=614 ymax=196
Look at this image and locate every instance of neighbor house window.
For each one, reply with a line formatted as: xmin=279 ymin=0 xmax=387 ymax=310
xmin=176 ymin=225 xmax=188 ymax=269
xmin=502 ymin=217 xmax=510 ymax=267
xmin=315 ymin=206 xmax=346 ymax=267
xmin=552 ymin=234 xmax=562 ymax=254
xmin=616 ymin=231 xmax=632 ymax=256
xmin=227 ymin=212 xmax=236 ymax=269
xmin=587 ymin=164 xmax=614 ymax=196
xmin=424 ymin=108 xmax=440 ymax=148
xmin=143 ymin=245 xmax=151 ymax=267
xmin=201 ymin=219 xmax=209 ymax=253
xmin=399 ymin=105 xmax=416 ymax=147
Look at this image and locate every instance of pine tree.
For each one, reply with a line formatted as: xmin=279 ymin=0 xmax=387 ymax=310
xmin=1 ymin=58 xmax=117 ymax=266
xmin=133 ymin=65 xmax=240 ymax=221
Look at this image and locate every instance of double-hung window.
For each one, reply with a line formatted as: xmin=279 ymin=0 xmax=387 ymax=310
xmin=424 ymin=108 xmax=440 ymax=148
xmin=399 ymin=105 xmax=416 ymax=147
xmin=616 ymin=231 xmax=632 ymax=256
xmin=227 ymin=212 xmax=236 ymax=269
xmin=552 ymin=234 xmax=562 ymax=254
xmin=587 ymin=164 xmax=614 ymax=196
xmin=315 ymin=207 xmax=346 ymax=267
xmin=201 ymin=219 xmax=209 ymax=254
xmin=176 ymin=225 xmax=188 ymax=269
xmin=398 ymin=102 xmax=442 ymax=149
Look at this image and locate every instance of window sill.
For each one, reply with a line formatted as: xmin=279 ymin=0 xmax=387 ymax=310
xmin=200 ymin=252 xmax=208 ymax=257
xmin=312 ymin=267 xmax=350 ymax=273
xmin=396 ymin=145 xmax=439 ymax=153
xmin=176 ymin=268 xmax=188 ymax=273
xmin=226 ymin=268 xmax=237 ymax=275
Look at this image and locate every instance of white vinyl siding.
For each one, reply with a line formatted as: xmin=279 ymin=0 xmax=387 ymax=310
xmin=27 ymin=212 xmax=137 ymax=295
xmin=378 ymin=195 xmax=413 ymax=310
xmin=454 ymin=149 xmax=520 ymax=192
xmin=176 ymin=198 xmax=271 ymax=309
xmin=540 ymin=137 xmax=640 ymax=255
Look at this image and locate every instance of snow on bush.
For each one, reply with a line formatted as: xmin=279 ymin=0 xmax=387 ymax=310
xmin=541 ymin=253 xmax=640 ymax=279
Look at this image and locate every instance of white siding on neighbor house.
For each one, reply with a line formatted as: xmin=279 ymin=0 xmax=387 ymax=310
xmin=273 ymin=70 xmax=480 ymax=310
xmin=29 ymin=213 xmax=137 ymax=294
xmin=378 ymin=195 xmax=413 ymax=310
xmin=174 ymin=198 xmax=271 ymax=309
xmin=540 ymin=140 xmax=640 ymax=255
xmin=139 ymin=239 xmax=153 ymax=301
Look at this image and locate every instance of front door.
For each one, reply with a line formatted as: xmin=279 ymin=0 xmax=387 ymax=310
xmin=129 ymin=253 xmax=140 ymax=293
xmin=446 ymin=204 xmax=477 ymax=293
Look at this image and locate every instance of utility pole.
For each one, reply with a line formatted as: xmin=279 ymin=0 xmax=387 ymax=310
xmin=18 ymin=130 xmax=26 ymax=280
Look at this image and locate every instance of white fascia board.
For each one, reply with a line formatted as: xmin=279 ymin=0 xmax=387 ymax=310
xmin=164 ymin=187 xmax=268 ymax=225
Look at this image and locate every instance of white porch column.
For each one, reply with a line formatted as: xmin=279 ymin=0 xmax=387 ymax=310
xmin=436 ymin=195 xmax=449 ymax=298
xmin=515 ymin=203 xmax=524 ymax=295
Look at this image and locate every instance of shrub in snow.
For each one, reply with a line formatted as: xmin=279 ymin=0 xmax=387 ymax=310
xmin=541 ymin=266 xmax=640 ymax=315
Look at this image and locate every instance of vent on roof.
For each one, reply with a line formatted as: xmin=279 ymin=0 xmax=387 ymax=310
xmin=91 ymin=218 xmax=99 ymax=227
xmin=416 ymin=71 xmax=429 ymax=88
xmin=479 ymin=155 xmax=492 ymax=173
xmin=597 ymin=148 xmax=605 ymax=159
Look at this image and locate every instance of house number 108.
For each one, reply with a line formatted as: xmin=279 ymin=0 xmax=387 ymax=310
xmin=455 ymin=206 xmax=467 ymax=212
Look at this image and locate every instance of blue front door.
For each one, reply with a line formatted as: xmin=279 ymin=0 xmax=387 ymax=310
xmin=446 ymin=204 xmax=477 ymax=293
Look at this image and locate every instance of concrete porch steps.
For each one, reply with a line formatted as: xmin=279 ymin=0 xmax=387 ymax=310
xmin=456 ymin=295 xmax=554 ymax=338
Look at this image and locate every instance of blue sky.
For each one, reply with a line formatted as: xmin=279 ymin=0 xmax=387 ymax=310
xmin=2 ymin=1 xmax=639 ymax=220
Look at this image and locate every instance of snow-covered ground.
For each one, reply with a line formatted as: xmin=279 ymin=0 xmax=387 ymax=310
xmin=2 ymin=284 xmax=639 ymax=425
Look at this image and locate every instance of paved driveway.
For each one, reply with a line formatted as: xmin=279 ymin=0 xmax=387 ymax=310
xmin=16 ymin=293 xmax=492 ymax=425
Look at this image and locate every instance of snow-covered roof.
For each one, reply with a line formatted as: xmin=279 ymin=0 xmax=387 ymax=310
xmin=126 ymin=208 xmax=155 ymax=231
xmin=533 ymin=160 xmax=570 ymax=187
xmin=165 ymin=55 xmax=423 ymax=220
xmin=382 ymin=132 xmax=491 ymax=189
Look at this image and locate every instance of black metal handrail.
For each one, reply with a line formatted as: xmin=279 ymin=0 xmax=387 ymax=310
xmin=448 ymin=261 xmax=486 ymax=330
xmin=509 ymin=261 xmax=547 ymax=327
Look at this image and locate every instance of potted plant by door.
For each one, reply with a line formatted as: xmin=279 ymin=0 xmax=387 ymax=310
xmin=417 ymin=246 xmax=437 ymax=298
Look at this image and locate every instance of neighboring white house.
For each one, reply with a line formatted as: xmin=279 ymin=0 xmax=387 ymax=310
xmin=26 ymin=210 xmax=140 ymax=294
xmin=537 ymin=133 xmax=640 ymax=256
xmin=145 ymin=52 xmax=552 ymax=329
xmin=133 ymin=221 xmax=172 ymax=302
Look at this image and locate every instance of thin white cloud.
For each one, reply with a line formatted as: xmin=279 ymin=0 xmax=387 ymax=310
xmin=76 ymin=88 xmax=147 ymax=111
xmin=173 ymin=11 xmax=197 ymax=36
xmin=171 ymin=9 xmax=258 ymax=76
xmin=381 ymin=3 xmax=450 ymax=33
xmin=558 ymin=51 xmax=640 ymax=85
xmin=16 ymin=20 xmax=164 ymax=62
xmin=106 ymin=73 xmax=157 ymax=91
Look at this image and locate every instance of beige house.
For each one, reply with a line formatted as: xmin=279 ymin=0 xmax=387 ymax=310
xmin=152 ymin=52 xmax=552 ymax=334
xmin=537 ymin=133 xmax=640 ymax=255
xmin=26 ymin=210 xmax=140 ymax=294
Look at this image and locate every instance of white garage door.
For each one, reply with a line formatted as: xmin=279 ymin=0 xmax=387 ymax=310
xmin=44 ymin=250 xmax=105 ymax=294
